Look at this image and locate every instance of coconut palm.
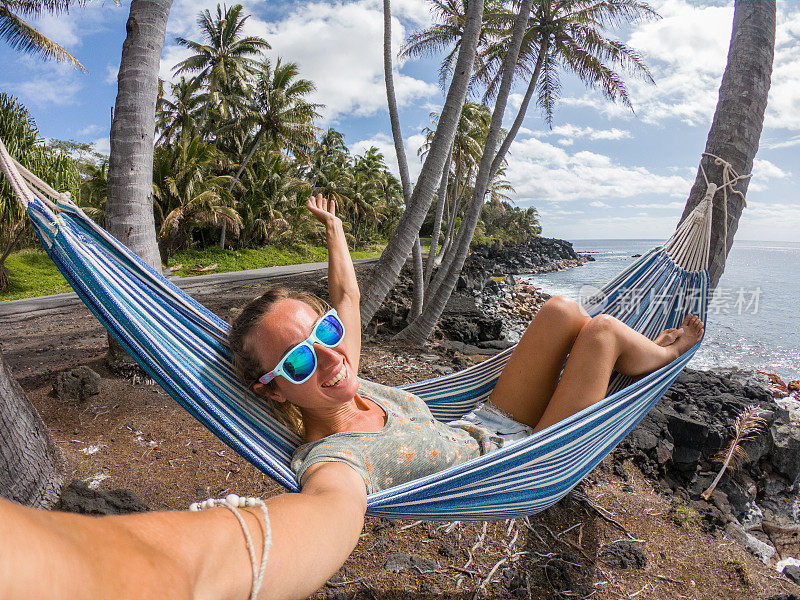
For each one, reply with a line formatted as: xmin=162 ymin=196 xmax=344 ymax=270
xmin=679 ymin=0 xmax=775 ymax=288
xmin=106 ymin=0 xmax=172 ymax=280
xmin=0 ymin=0 xmax=91 ymax=509
xmin=400 ymin=0 xmax=504 ymax=87
xmin=359 ymin=0 xmax=486 ymax=327
xmin=156 ymin=76 xmax=206 ymax=145
xmin=397 ymin=0 xmax=660 ymax=343
xmin=0 ymin=0 xmax=85 ymax=70
xmin=483 ymin=0 xmax=657 ymax=181
xmin=173 ymin=3 xmax=270 ymax=131
xmin=152 ymin=136 xmax=241 ymax=261
xmin=228 ymin=58 xmax=320 ymax=191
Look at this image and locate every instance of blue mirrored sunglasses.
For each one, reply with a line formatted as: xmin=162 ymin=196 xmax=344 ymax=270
xmin=258 ymin=308 xmax=346 ymax=385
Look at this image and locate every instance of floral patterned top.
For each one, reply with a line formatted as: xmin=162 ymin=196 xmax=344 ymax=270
xmin=290 ymin=378 xmax=501 ymax=494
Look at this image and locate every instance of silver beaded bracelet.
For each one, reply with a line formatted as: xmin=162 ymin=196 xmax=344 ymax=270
xmin=190 ymin=495 xmax=271 ymax=600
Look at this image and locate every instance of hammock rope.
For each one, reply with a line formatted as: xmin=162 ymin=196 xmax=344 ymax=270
xmin=0 ymin=137 xmax=723 ymax=519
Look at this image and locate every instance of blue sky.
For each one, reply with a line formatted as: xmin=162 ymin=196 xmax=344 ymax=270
xmin=1 ymin=0 xmax=798 ymax=241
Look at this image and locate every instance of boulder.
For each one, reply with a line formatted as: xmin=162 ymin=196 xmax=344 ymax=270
xmin=770 ymin=423 xmax=800 ymax=483
xmin=724 ymin=522 xmax=776 ymax=564
xmin=59 ymin=480 xmax=149 ymax=515
xmin=53 ymin=366 xmax=101 ymax=402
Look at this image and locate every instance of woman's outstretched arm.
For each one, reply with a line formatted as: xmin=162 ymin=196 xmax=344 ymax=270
xmin=306 ymin=194 xmax=361 ymax=373
xmin=0 ymin=462 xmax=366 ymax=600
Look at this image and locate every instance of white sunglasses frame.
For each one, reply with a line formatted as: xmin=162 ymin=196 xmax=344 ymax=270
xmin=257 ymin=308 xmax=345 ymax=385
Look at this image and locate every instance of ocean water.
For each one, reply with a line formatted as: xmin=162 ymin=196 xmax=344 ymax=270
xmin=521 ymin=239 xmax=800 ymax=383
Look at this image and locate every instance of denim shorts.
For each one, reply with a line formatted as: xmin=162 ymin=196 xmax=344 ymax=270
xmin=449 ymin=401 xmax=534 ymax=446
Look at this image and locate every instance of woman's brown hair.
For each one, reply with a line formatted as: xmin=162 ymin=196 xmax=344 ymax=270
xmin=228 ymin=285 xmax=328 ymax=437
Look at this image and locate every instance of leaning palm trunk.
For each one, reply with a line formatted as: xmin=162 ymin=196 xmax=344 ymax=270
xmin=488 ymin=37 xmax=548 ymax=181
xmin=397 ymin=0 xmax=535 ymax=343
xmin=382 ymin=0 xmax=426 ymax=320
xmin=425 ymin=143 xmax=453 ymax=287
xmin=679 ymin=0 xmax=775 ymax=289
xmin=359 ymin=0 xmax=486 ymax=328
xmin=0 ymin=349 xmax=65 ymax=508
xmin=105 ymin=0 xmax=172 ymax=364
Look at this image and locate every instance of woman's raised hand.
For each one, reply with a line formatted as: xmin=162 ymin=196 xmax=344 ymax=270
xmin=307 ymin=193 xmax=340 ymax=228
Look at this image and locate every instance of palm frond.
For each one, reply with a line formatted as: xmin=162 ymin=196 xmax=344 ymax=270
xmin=701 ymin=405 xmax=769 ymax=501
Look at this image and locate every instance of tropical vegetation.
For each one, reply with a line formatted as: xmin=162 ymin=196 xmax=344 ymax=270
xmin=2 ymin=2 xmax=545 ymax=296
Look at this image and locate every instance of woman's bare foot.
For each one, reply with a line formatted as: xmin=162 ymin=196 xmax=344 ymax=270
xmin=654 ymin=328 xmax=681 ymax=347
xmin=664 ymin=315 xmax=704 ymax=358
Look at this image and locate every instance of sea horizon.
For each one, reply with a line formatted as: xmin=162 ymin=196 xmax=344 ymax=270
xmin=522 ymin=238 xmax=800 ymax=383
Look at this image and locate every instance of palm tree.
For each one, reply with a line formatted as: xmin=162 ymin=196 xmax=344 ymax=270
xmin=156 ymin=76 xmax=206 ymax=144
xmin=0 ymin=0 xmax=90 ymax=509
xmin=0 ymin=0 xmax=86 ymax=70
xmin=153 ymin=136 xmax=241 ymax=261
xmin=359 ymin=0 xmax=487 ymax=327
xmin=0 ymin=347 xmax=65 ymax=508
xmin=397 ymin=0 xmax=659 ymax=343
xmin=679 ymin=0 xmax=775 ymax=288
xmin=228 ymin=58 xmax=320 ymax=194
xmin=483 ymin=0 xmax=657 ymax=180
xmin=173 ymin=3 xmax=270 ymax=132
xmin=106 ymin=0 xmax=172 ymax=369
xmin=400 ymin=0 xmax=503 ymax=88
xmin=173 ymin=3 xmax=270 ymax=247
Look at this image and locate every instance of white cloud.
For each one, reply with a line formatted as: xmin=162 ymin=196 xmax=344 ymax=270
xmin=352 ymin=131 xmax=426 ymax=181
xmin=540 ymin=124 xmax=632 ymax=141
xmin=34 ymin=13 xmax=81 ymax=48
xmin=752 ymin=158 xmax=790 ymax=180
xmin=504 ymin=135 xmax=692 ymax=207
xmin=12 ymin=58 xmax=83 ymax=107
xmin=160 ymin=0 xmax=438 ymax=122
xmin=764 ymin=9 xmax=800 ymax=130
xmin=105 ymin=64 xmax=118 ymax=85
xmin=560 ymin=0 xmax=800 ymax=139
xmin=77 ymin=124 xmax=104 ymax=136
xmin=764 ymin=134 xmax=800 ymax=150
xmin=92 ymin=136 xmax=110 ymax=156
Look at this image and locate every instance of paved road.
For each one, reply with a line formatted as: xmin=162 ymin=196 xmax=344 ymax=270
xmin=0 ymin=259 xmax=377 ymax=320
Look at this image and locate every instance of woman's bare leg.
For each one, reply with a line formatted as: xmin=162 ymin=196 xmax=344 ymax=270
xmin=489 ymin=296 xmax=591 ymax=427
xmin=532 ymin=314 xmax=703 ymax=432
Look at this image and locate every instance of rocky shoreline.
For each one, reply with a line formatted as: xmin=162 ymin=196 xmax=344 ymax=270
xmin=370 ymin=236 xmax=592 ymax=349
xmin=383 ymin=236 xmax=800 ymax=586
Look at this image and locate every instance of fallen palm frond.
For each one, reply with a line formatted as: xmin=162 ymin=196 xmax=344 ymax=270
xmin=701 ymin=405 xmax=768 ymax=500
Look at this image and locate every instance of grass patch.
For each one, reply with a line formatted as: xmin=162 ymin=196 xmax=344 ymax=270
xmin=0 ymin=249 xmax=72 ymax=301
xmin=1 ymin=243 xmax=383 ymax=302
xmin=168 ymin=243 xmax=381 ymax=276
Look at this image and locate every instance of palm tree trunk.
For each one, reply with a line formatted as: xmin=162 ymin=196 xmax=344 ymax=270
xmin=425 ymin=142 xmax=453 ymax=287
xmin=488 ymin=36 xmax=548 ymax=181
xmin=105 ymin=0 xmax=172 ymax=365
xmin=219 ymin=126 xmax=266 ymax=249
xmin=382 ymin=0 xmax=425 ymax=321
xmin=0 ymin=348 xmax=65 ymax=508
xmin=409 ymin=237 xmax=425 ymax=319
xmin=397 ymin=0 xmax=535 ymax=344
xmin=360 ymin=0 xmax=486 ymax=328
xmin=679 ymin=0 xmax=775 ymax=289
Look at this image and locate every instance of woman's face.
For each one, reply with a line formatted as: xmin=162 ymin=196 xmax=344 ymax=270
xmin=248 ymin=298 xmax=359 ymax=410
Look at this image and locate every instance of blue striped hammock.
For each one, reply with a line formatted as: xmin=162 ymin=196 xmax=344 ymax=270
xmin=1 ymin=140 xmax=710 ymax=520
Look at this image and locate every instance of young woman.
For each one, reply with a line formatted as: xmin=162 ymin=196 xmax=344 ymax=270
xmin=229 ymin=194 xmax=704 ymax=495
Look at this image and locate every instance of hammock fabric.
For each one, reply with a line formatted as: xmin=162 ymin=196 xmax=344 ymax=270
xmin=1 ymin=138 xmax=710 ymax=520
